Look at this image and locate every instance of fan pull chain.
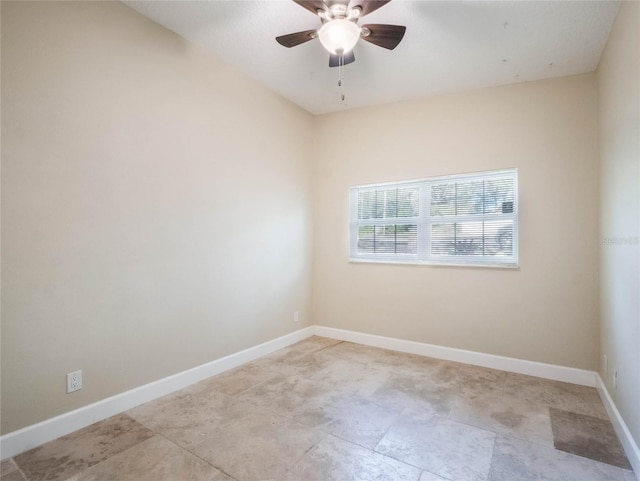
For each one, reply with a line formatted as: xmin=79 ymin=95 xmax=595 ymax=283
xmin=337 ymin=53 xmax=346 ymax=104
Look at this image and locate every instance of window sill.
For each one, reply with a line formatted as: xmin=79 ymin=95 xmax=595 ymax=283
xmin=349 ymin=258 xmax=519 ymax=269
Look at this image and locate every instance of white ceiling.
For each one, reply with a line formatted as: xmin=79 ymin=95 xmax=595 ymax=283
xmin=123 ymin=0 xmax=620 ymax=115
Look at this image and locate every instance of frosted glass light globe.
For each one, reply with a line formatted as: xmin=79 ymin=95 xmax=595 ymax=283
xmin=318 ymin=19 xmax=361 ymax=55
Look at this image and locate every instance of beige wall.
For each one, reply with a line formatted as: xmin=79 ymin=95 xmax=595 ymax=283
xmin=1 ymin=1 xmax=313 ymax=434
xmin=598 ymin=1 xmax=640 ymax=448
xmin=312 ymin=74 xmax=600 ymax=370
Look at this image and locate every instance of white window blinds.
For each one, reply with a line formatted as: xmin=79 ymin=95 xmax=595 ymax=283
xmin=349 ymin=169 xmax=518 ymax=267
xmin=356 ymin=186 xmax=419 ymax=256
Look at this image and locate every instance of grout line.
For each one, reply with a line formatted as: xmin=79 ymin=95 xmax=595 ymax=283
xmin=370 ymin=445 xmax=435 ymax=475
xmin=486 ymin=436 xmax=500 ymax=481
xmin=222 ymin=371 xmax=284 ymax=399
xmin=285 ymin=432 xmax=328 ymax=473
xmin=15 ymin=462 xmax=29 ymax=481
xmin=321 ymin=433 xmax=429 ymax=476
xmin=154 ymin=431 xmax=240 ymax=481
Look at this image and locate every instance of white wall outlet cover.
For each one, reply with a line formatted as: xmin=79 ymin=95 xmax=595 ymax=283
xmin=67 ymin=370 xmax=83 ymax=393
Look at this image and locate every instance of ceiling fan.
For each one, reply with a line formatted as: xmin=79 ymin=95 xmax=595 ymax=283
xmin=276 ymin=0 xmax=406 ymax=68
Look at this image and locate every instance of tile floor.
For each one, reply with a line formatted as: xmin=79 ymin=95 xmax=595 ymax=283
xmin=2 ymin=336 xmax=636 ymax=481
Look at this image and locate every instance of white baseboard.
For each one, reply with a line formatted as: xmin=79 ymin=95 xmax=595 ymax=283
xmin=0 ymin=326 xmax=315 ymax=460
xmin=313 ymin=325 xmax=598 ymax=387
xmin=597 ymin=374 xmax=640 ymax=480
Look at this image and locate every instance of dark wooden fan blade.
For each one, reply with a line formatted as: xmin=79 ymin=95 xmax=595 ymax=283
xmin=293 ymin=0 xmax=327 ymax=15
xmin=276 ymin=30 xmax=317 ymax=48
xmin=360 ymin=24 xmax=406 ymax=50
xmin=329 ymin=50 xmax=355 ymax=67
xmin=352 ymin=0 xmax=391 ymax=17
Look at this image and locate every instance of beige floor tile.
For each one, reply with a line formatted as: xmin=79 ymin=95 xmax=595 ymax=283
xmin=242 ymin=337 xmax=342 ymax=380
xmin=251 ymin=349 xmax=337 ymax=378
xmin=419 ymin=471 xmax=451 ymax=481
xmin=504 ymin=372 xmax=608 ymax=419
xmin=450 ymin=390 xmax=554 ymax=447
xmin=281 ymin=336 xmax=344 ymax=356
xmin=284 ymin=434 xmax=421 ymax=481
xmin=1 ymin=460 xmax=19 ymax=477
xmin=311 ymin=340 xmax=382 ymax=365
xmin=625 ymin=470 xmax=638 ymax=481
xmin=369 ymin=372 xmax=458 ymax=417
xmin=550 ymin=408 xmax=631 ymax=469
xmin=193 ymin=362 xmax=279 ymax=397
xmin=14 ymin=414 xmax=153 ymax=481
xmin=293 ymin=391 xmax=404 ymax=448
xmin=307 ymin=357 xmax=393 ymax=398
xmin=236 ymin=372 xmax=329 ymax=417
xmin=128 ymin=386 xmax=257 ymax=450
xmin=432 ymin=362 xmax=508 ymax=396
xmin=66 ymin=436 xmax=232 ymax=481
xmin=370 ymin=349 xmax=443 ymax=372
xmin=260 ymin=336 xmax=343 ymax=367
xmin=489 ymin=435 xmax=634 ymax=481
xmin=193 ymin=410 xmax=326 ymax=481
xmin=376 ymin=410 xmax=496 ymax=481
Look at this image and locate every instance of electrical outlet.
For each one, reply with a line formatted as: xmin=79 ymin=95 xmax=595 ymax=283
xmin=67 ymin=370 xmax=83 ymax=393
xmin=613 ymin=369 xmax=618 ymax=389
xmin=293 ymin=311 xmax=300 ymax=323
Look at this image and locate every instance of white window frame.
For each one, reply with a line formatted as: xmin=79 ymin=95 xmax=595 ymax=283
xmin=349 ymin=168 xmax=519 ymax=268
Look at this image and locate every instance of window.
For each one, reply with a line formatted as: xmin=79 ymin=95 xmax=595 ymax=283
xmin=349 ymin=169 xmax=518 ymax=267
